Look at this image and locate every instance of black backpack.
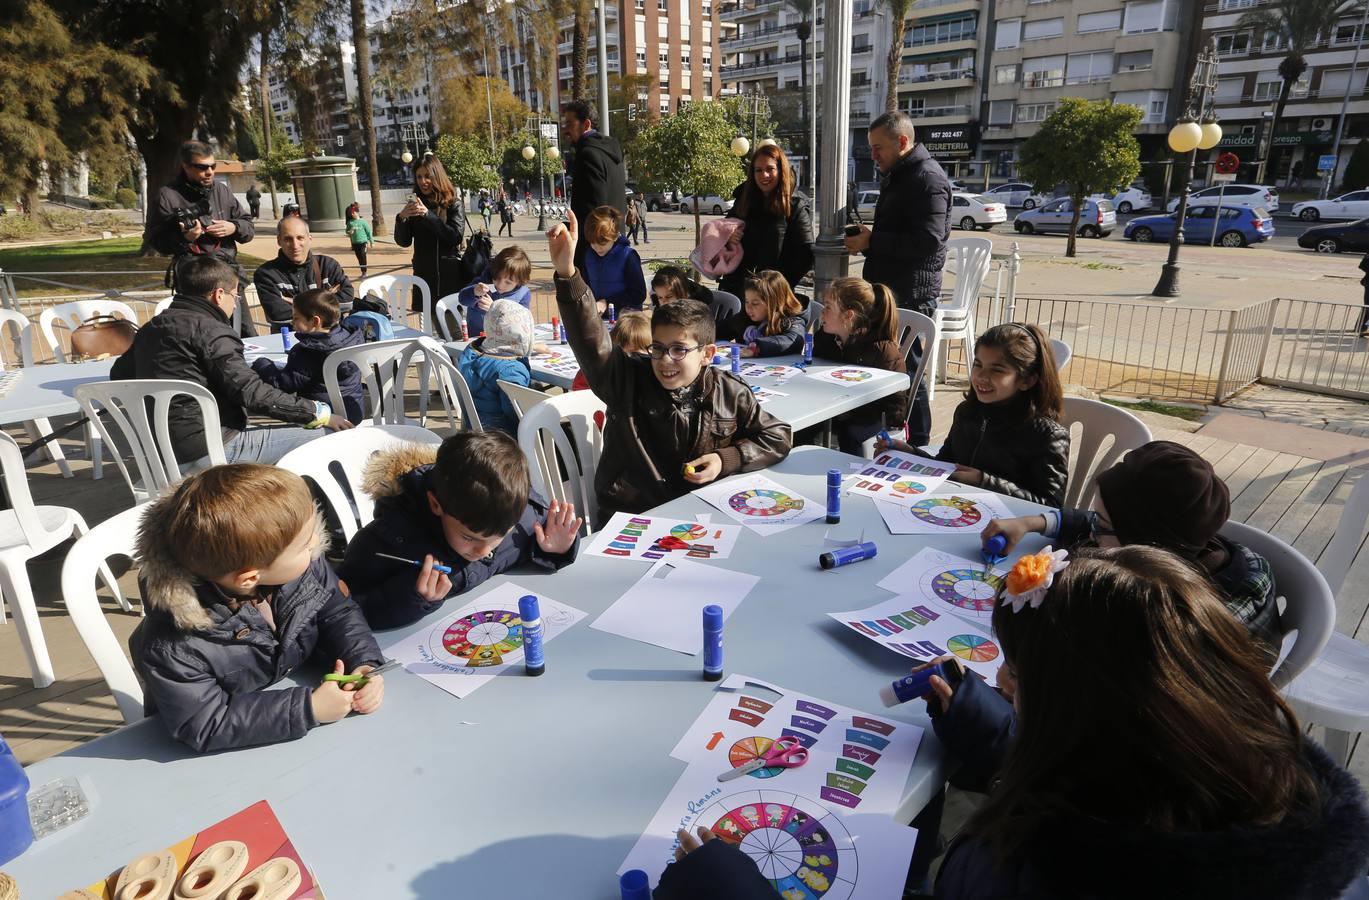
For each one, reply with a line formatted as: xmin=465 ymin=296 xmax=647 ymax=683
xmin=461 ymin=231 xmax=493 ymax=287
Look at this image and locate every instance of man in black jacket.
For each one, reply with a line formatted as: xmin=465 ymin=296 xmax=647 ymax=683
xmin=111 ymin=256 xmax=352 ymax=468
xmin=845 ymin=111 xmax=952 ymax=446
xmin=253 ymin=216 xmax=355 ymax=331
xmin=561 ymin=99 xmax=626 ymax=271
xmin=145 ymin=141 xmax=258 ymax=336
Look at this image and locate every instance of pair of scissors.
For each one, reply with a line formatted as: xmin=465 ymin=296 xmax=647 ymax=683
xmin=717 ymin=736 xmax=809 ymax=782
xmin=323 ymin=659 xmax=401 ymax=685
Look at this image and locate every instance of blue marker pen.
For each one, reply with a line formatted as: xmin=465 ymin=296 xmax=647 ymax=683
xmin=803 ymin=332 xmax=814 ymax=364
xmin=879 ymin=659 xmax=964 ymax=707
xmin=730 ymin=342 xmax=741 ymax=375
xmin=826 ymin=469 xmax=842 ymax=524
xmin=620 ymin=870 xmax=650 ymax=900
xmin=819 ymin=541 xmax=878 ymax=570
xmin=280 ymin=326 xmax=293 ymax=350
xmin=703 ymin=605 xmax=724 ymax=681
xmin=518 ymin=594 xmax=545 ymax=677
xmin=877 ymin=430 xmax=892 ymax=447
xmin=374 ymin=551 xmax=453 ymax=575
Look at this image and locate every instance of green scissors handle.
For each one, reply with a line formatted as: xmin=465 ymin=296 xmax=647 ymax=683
xmin=323 ymin=659 xmax=400 ymax=684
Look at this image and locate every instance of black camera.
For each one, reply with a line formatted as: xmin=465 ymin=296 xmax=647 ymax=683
xmin=173 ymin=201 xmax=211 ymax=233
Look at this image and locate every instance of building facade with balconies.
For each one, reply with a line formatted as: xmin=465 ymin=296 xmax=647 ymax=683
xmin=1202 ymin=0 xmax=1369 ymax=188
xmin=979 ymin=0 xmax=1196 ymax=180
xmin=892 ymin=0 xmax=987 ymax=178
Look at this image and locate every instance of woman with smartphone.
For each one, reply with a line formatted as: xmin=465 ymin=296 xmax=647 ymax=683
xmin=717 ymin=144 xmax=814 ymax=303
xmin=395 ymin=154 xmax=465 ymax=312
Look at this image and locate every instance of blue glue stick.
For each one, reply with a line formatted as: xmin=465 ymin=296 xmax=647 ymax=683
xmin=518 ymin=594 xmax=545 ymax=677
xmin=819 ymin=540 xmax=878 ymax=570
xmin=280 ymin=326 xmax=293 ymax=350
xmin=983 ymin=533 xmax=1009 ymax=568
xmin=703 ymin=605 xmax=724 ymax=681
xmin=608 ymin=303 xmax=617 ymax=323
xmin=803 ymin=332 xmax=814 ymax=363
xmin=826 ymin=469 xmax=842 ymax=524
xmin=620 ymin=869 xmax=650 ymax=900
xmin=559 ymin=323 xmax=567 ymax=344
xmin=877 ymin=430 xmax=892 ymax=447
xmin=731 ymin=342 xmax=741 ymax=375
xmin=879 ymin=658 xmax=964 ymax=707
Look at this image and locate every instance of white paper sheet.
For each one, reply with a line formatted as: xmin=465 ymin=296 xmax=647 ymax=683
xmin=590 ymin=558 xmax=760 ymax=654
xmin=752 ymin=386 xmax=789 ymax=404
xmin=874 ymin=490 xmax=1014 ymax=535
xmin=806 ymin=365 xmax=889 ymax=387
xmin=530 ymin=348 xmax=581 ymax=378
xmin=828 ymin=597 xmax=1003 ymax=680
xmin=738 ymin=362 xmax=804 ymax=383
xmin=695 ymin=473 xmax=825 ymax=535
xmin=382 ymin=582 xmax=585 ymax=699
xmin=585 ymin=511 xmax=743 ymax=564
xmin=847 ymin=451 xmax=955 ymax=507
xmin=876 ymin=548 xmax=1008 ymax=623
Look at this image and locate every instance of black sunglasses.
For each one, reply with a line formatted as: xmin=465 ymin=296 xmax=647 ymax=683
xmin=188 ymin=162 xmax=216 ymax=172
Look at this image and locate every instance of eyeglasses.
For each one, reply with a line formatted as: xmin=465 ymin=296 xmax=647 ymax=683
xmin=646 ymin=342 xmax=702 ymax=361
xmin=189 ymin=162 xmax=216 ymax=172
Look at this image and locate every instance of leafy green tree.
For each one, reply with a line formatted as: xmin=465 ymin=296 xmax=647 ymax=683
xmin=1019 ymin=98 xmax=1142 ymax=257
xmin=0 ymin=0 xmax=150 ymax=213
xmin=243 ymin=121 xmax=302 ymax=193
xmin=434 ymin=133 xmax=499 ymax=192
xmin=637 ymin=101 xmax=746 ymax=244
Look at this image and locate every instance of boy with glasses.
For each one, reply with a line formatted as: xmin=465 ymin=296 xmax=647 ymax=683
xmin=547 ymin=211 xmax=792 ymax=515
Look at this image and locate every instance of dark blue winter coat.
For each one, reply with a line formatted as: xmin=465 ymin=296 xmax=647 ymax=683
xmin=582 ymin=233 xmax=647 ymax=315
xmin=337 ymin=444 xmax=579 ymax=630
xmin=455 ymin=342 xmax=530 ymax=435
xmin=129 ymin=508 xmax=383 ymax=753
xmin=251 ymin=324 xmax=366 ymax=423
xmin=717 ymin=311 xmax=806 ymax=356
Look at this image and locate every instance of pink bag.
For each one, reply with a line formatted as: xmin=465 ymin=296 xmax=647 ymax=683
xmin=689 ymin=218 xmax=745 ymax=277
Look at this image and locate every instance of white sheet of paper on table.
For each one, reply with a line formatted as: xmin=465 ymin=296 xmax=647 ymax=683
xmin=590 ymin=558 xmax=760 ymax=654
xmin=584 ymin=511 xmax=744 ymax=564
xmin=805 ymin=365 xmax=888 ymax=387
xmin=752 ymin=387 xmax=789 ymax=404
xmin=530 ymin=349 xmax=580 ymax=377
xmin=694 ymin=472 xmax=825 ymax=535
xmin=738 ymin=362 xmax=804 ymax=383
xmin=847 ymin=451 xmax=955 ymax=507
xmin=617 ymin=672 xmax=922 ymax=895
xmin=828 ymin=596 xmax=1003 ymax=680
xmin=876 ymin=548 xmax=1008 ymax=624
xmin=874 ymin=490 xmax=1014 ymax=535
xmin=382 ymin=582 xmax=585 ymax=699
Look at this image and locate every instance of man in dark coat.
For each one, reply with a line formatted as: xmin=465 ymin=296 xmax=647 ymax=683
xmin=246 ymin=182 xmax=262 ymax=218
xmin=845 ymin=111 xmax=951 ymax=446
xmin=252 ymin=216 xmax=355 ymax=331
xmin=561 ymin=99 xmax=626 ymax=271
xmin=145 ymin=140 xmax=258 ymax=336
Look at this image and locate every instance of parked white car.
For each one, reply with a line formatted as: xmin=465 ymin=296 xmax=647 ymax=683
xmin=951 ymin=192 xmax=1007 ymax=230
xmin=983 ymin=182 xmax=1051 ymax=209
xmin=1167 ymin=184 xmax=1280 ymax=213
xmin=680 ymin=194 xmax=734 ymax=215
xmin=855 ymin=189 xmax=879 ymax=220
xmin=1291 ymin=190 xmax=1369 ymax=221
xmin=1110 ymin=187 xmax=1153 ymax=213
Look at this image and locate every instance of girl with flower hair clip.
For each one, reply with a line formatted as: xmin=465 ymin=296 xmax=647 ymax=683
xmin=911 ymin=544 xmax=1369 ymax=898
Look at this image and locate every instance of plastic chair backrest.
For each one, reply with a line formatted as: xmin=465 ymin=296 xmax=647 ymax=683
xmin=359 ymin=274 xmax=432 ymax=331
xmin=1221 ymin=519 xmax=1336 ymax=688
xmin=0 ymin=309 xmax=35 ymax=370
xmin=517 ymin=390 xmax=606 ymax=533
xmin=394 ymin=336 xmax=481 ymax=435
xmin=277 ymin=424 xmax=442 ymax=543
xmin=0 ymin=431 xmax=52 ymax=548
xmin=1318 ymin=472 xmax=1369 ymax=597
xmin=710 ymin=290 xmax=742 ymax=324
xmin=60 ymin=502 xmax=151 ymax=723
xmin=74 ymin=379 xmax=227 ymax=502
xmin=433 ymin=294 xmax=466 ymax=342
xmin=1059 ymin=396 xmax=1153 ymax=510
xmin=1050 ymin=337 xmax=1073 ymax=374
xmin=323 ymin=337 xmax=417 ymax=426
xmin=38 ymin=299 xmax=139 ymax=363
xmin=895 ymin=308 xmax=938 ymax=401
xmin=497 ymin=380 xmax=551 ymax=419
xmin=807 ymin=299 xmax=824 ymax=334
xmin=941 ymin=237 xmax=993 ymax=316
xmin=153 ymin=296 xmax=174 ymax=317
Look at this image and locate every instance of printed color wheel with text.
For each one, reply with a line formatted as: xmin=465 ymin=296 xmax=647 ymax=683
xmin=705 ymin=791 xmax=857 ymax=900
xmin=440 ymin=609 xmax=524 ymax=667
xmin=924 ymin=567 xmax=1003 ymax=615
xmin=909 ymin=497 xmax=982 ymax=528
xmin=729 ymin=489 xmax=805 ymax=517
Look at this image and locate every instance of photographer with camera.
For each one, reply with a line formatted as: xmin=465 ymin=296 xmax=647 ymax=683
xmin=145 ymin=141 xmax=257 ymax=336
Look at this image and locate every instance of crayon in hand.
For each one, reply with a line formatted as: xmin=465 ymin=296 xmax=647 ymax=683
xmin=683 ymin=464 xmax=697 ymax=476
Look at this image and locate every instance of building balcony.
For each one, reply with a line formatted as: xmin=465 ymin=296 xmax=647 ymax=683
xmin=902 ymin=103 xmax=972 ymax=122
xmin=898 ymin=68 xmax=975 ymax=91
xmin=720 ymin=53 xmax=818 ymax=80
xmin=902 ymin=35 xmax=978 ymax=58
xmin=720 ymin=17 xmax=824 ymax=51
xmin=719 ymin=0 xmax=783 ymax=22
xmin=908 ymin=0 xmax=982 ymax=19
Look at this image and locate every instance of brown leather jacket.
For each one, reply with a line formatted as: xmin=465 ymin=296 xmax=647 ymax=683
xmin=556 ymin=272 xmax=793 ymax=514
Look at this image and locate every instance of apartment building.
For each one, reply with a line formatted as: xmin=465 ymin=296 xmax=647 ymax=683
xmin=555 ymin=0 xmax=722 ymax=117
xmin=979 ymin=0 xmax=1196 ymax=178
xmin=1202 ymin=0 xmax=1369 ymax=187
xmin=891 ymin=0 xmax=986 ymax=177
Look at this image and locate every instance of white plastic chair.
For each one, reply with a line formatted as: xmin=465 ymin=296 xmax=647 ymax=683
xmin=497 ymin=380 xmax=551 ymax=419
xmin=930 ymin=237 xmax=993 ymax=396
xmin=74 ymin=379 xmax=227 ymax=503
xmin=37 ymin=299 xmax=139 ymax=363
xmin=153 ymin=296 xmax=174 ymax=317
xmin=359 ymin=274 xmax=432 ymax=332
xmin=433 ymin=293 xmax=466 ymax=342
xmin=1050 ymin=337 xmax=1073 ymax=374
xmin=326 ymin=337 xmax=479 ymax=434
xmin=277 ymin=424 xmax=442 ymax=543
xmin=1059 ymin=396 xmax=1153 ymax=510
xmin=709 ymin=290 xmax=742 ymax=325
xmin=0 ymin=431 xmax=121 ymax=688
xmin=0 ymin=310 xmax=74 ymax=478
xmin=1284 ymin=473 xmax=1369 ymax=764
xmin=1219 ymin=520 xmax=1335 ymax=692
xmin=396 ymin=337 xmax=482 ymax=436
xmin=60 ymin=502 xmax=147 ymax=722
xmin=324 ymin=338 xmax=418 ymax=426
xmin=516 ymin=390 xmax=606 ymax=534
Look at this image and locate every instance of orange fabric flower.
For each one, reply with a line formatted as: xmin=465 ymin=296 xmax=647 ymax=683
xmin=1005 ymin=552 xmax=1051 ymax=595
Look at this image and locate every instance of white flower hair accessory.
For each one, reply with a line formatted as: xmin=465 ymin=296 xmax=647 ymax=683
xmin=1000 ymin=545 xmax=1070 ymax=613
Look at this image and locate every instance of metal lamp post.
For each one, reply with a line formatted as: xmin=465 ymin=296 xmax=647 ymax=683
xmin=523 ymin=113 xmax=556 ymax=231
xmin=1153 ymin=40 xmax=1222 ymax=298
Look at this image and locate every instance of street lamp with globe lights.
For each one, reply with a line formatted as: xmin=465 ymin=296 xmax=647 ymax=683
xmin=1153 ymin=39 xmax=1221 ymax=298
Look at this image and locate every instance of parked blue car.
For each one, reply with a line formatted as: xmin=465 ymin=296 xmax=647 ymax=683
xmin=1124 ymin=205 xmax=1274 ymax=247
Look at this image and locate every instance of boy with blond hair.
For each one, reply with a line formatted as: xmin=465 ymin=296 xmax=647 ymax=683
xmin=131 ymin=465 xmax=385 ymax=752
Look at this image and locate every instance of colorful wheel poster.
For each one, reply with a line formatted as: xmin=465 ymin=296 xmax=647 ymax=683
xmin=382 ymin=582 xmax=585 ymax=699
xmin=874 ymin=491 xmax=1014 ymax=536
xmin=847 ymin=451 xmax=954 ymax=507
xmin=828 ymin=592 xmax=1003 ymax=680
xmin=876 ymin=548 xmax=1010 ymax=624
xmin=696 ymin=473 xmax=823 ymax=535
xmin=586 ymin=511 xmax=743 ymax=564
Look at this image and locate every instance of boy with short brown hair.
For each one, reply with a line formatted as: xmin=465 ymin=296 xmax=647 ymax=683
xmin=131 ymin=464 xmax=385 ymax=753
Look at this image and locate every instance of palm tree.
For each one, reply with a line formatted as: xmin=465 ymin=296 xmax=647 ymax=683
xmin=350 ymin=0 xmax=387 ymax=234
xmin=571 ymin=0 xmax=592 ymax=100
xmin=1240 ymin=0 xmax=1354 ymax=181
xmin=880 ymin=0 xmax=915 ymax=113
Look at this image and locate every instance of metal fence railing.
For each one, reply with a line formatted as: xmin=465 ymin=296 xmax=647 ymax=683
xmin=1260 ymin=298 xmax=1369 ymax=400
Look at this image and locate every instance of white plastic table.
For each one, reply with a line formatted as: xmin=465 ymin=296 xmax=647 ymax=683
xmin=444 ymin=339 xmax=911 ymax=433
xmin=6 ymin=448 xmax=1045 ymax=898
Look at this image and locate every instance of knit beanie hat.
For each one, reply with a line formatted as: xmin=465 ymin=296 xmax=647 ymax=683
xmin=482 ymin=299 xmax=533 ymax=357
xmin=1095 ymin=440 xmax=1230 ymax=559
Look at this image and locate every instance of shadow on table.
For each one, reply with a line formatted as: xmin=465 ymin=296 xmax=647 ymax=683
xmin=586 ymin=667 xmax=704 ymax=683
xmin=411 ymin=833 xmax=635 ymax=900
xmin=58 ymin=720 xmax=191 ymax=764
